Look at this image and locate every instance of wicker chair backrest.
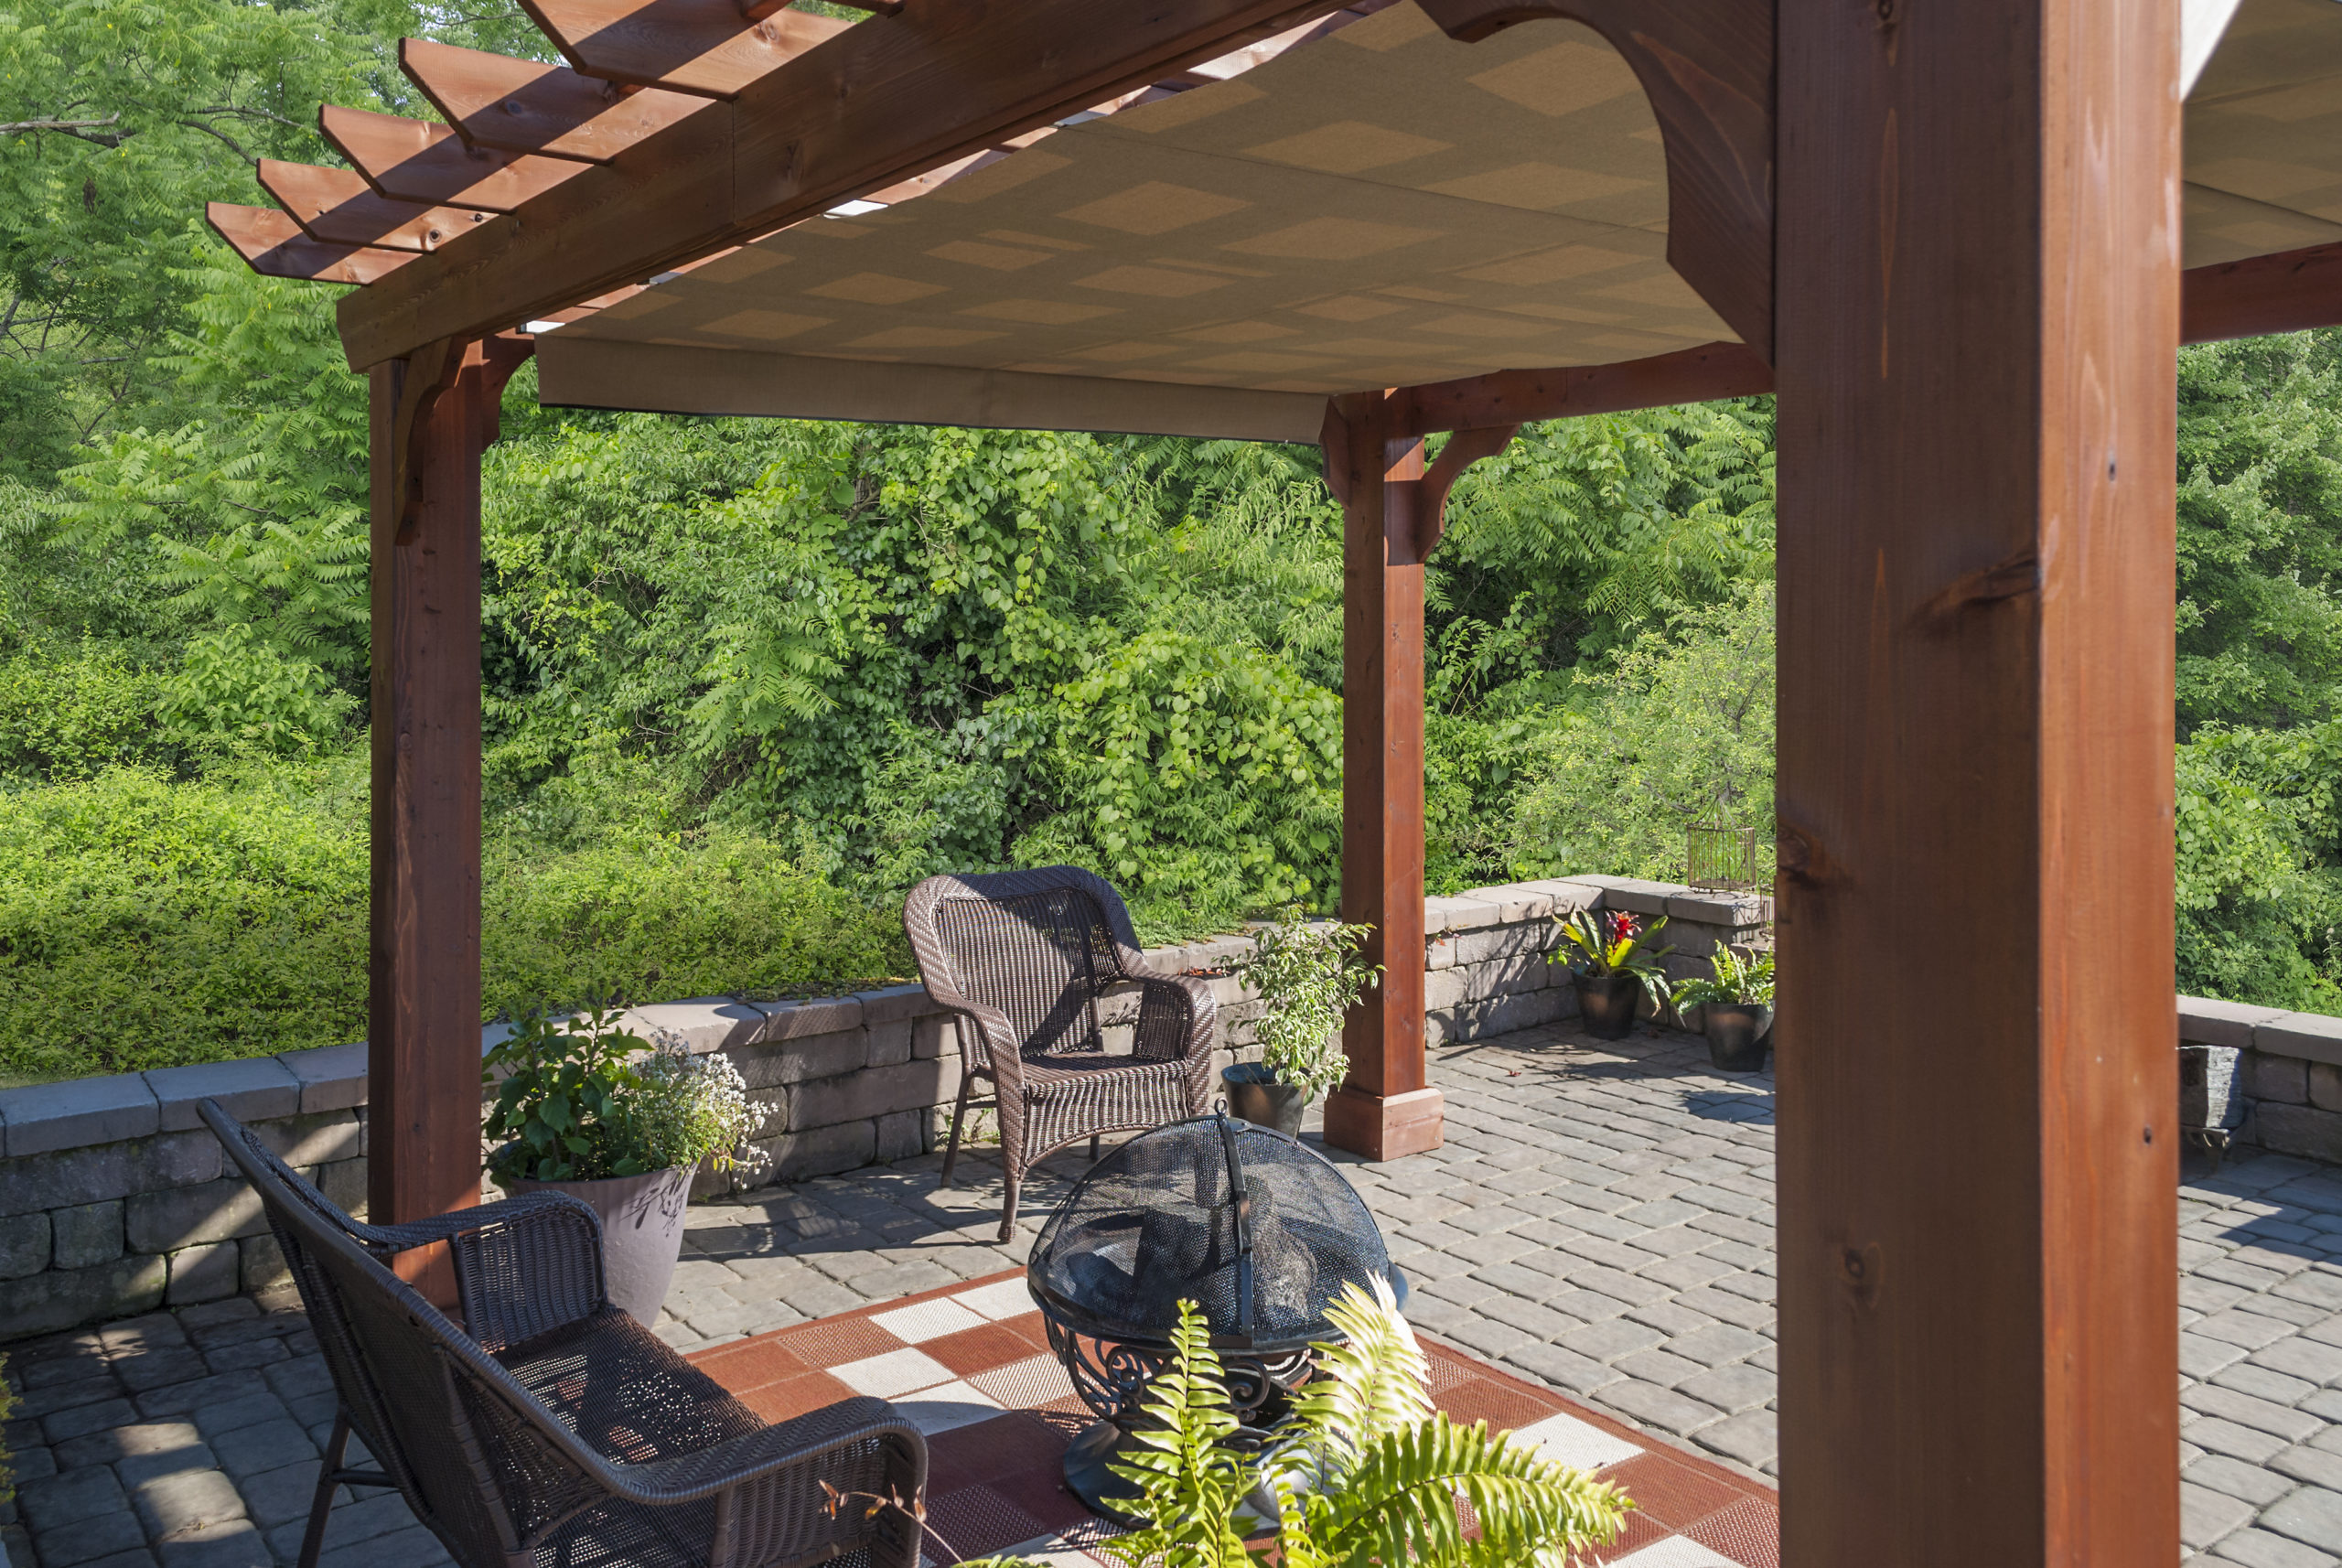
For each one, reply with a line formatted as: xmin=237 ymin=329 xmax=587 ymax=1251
xmin=928 ymin=877 xmax=1124 ymax=1058
xmin=207 ymin=1107 xmax=605 ymax=1568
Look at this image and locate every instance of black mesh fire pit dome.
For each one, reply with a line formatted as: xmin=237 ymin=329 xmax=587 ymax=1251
xmin=1026 ymin=1113 xmax=1407 ymax=1520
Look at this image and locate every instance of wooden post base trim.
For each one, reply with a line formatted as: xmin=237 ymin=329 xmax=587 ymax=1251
xmin=1322 ymin=1086 xmax=1445 ymax=1161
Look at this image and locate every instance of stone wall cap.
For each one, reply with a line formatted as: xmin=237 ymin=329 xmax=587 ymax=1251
xmin=2176 ymin=994 xmax=2288 ymax=1048
xmin=1424 ymin=897 xmax=1504 ymax=934
xmin=144 ymin=1058 xmax=300 ymax=1133
xmin=854 ymin=983 xmax=939 ymax=1027
xmin=1457 ymin=884 xmax=1562 ymax=923
xmin=2257 ymin=1011 xmax=2342 ymax=1067
xmin=752 ymin=996 xmax=866 ymax=1041
xmin=276 ymin=1042 xmax=371 ymax=1114
xmin=0 ymin=1072 xmax=158 ymax=1158
xmin=1665 ymin=890 xmax=1768 ymax=926
xmin=619 ymin=997 xmax=767 ymax=1054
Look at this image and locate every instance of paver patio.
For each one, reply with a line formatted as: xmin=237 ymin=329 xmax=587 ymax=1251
xmin=5 ymin=1018 xmax=2341 ymax=1566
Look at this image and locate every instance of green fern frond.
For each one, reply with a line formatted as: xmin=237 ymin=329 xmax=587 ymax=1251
xmin=1323 ymin=1414 xmax=1632 ymax=1568
xmin=1103 ymin=1299 xmax=1253 ymax=1568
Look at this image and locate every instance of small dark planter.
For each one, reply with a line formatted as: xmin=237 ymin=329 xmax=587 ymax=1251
xmin=1222 ymin=1063 xmax=1307 ymax=1137
xmin=1574 ymin=972 xmax=1645 ymax=1039
xmin=1702 ymin=1003 xmax=1774 ymax=1072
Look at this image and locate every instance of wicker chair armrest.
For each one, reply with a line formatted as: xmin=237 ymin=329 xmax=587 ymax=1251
xmin=610 ymin=1397 xmax=926 ymax=1567
xmin=1130 ymin=972 xmax=1217 ymax=1064
xmin=363 ymin=1191 xmax=607 ymax=1350
xmin=949 ymin=999 xmax=1027 ymax=1087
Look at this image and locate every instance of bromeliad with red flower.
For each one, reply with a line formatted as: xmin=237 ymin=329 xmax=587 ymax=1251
xmin=1552 ymin=907 xmax=1675 ymax=1007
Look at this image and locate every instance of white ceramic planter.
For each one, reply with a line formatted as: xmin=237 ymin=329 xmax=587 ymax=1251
xmin=508 ymin=1164 xmax=694 ymax=1325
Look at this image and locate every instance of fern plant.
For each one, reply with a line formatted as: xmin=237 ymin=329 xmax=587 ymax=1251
xmin=1671 ymin=941 xmax=1775 ymax=1011
xmin=1106 ymin=1283 xmax=1632 ymax=1568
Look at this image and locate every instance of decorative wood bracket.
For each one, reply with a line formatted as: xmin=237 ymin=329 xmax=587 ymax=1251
xmin=1417 ymin=0 xmax=1774 ymax=361
xmin=1320 ymin=395 xmax=1517 ymax=561
xmin=390 ymin=335 xmax=536 ymax=542
xmin=1413 ymin=424 xmax=1518 ymax=559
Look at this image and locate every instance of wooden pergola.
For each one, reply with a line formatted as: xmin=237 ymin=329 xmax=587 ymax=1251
xmin=205 ymin=0 xmax=2342 ymax=1559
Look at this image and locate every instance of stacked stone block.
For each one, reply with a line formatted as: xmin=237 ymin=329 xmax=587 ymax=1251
xmin=0 ymin=875 xmax=1767 ymax=1337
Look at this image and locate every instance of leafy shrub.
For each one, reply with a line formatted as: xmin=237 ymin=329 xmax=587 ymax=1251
xmin=159 ymin=625 xmax=355 ymax=756
xmin=0 ymin=763 xmax=908 ymax=1083
xmin=0 ymin=641 xmax=179 ymax=780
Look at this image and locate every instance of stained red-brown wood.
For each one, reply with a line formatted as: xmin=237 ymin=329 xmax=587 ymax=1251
xmin=1413 ymin=424 xmax=1516 ymax=558
xmin=207 ymin=202 xmax=414 ymax=285
xmin=401 ymin=38 xmax=710 ymax=162
xmin=1391 ymin=341 xmax=1773 ymax=437
xmin=1772 ymin=0 xmax=2180 ymax=1560
xmin=370 ymin=337 xmax=532 ymax=1289
xmin=2183 ymin=241 xmax=2342 ymax=344
xmin=1417 ymin=0 xmax=1773 ymax=360
xmin=258 ymin=161 xmax=495 ymax=252
xmin=519 ymin=0 xmax=848 ymax=98
xmin=741 ymin=0 xmax=895 ymax=17
xmin=321 ymin=105 xmax=589 ymax=211
xmin=1323 ymin=394 xmax=1443 ymax=1163
xmin=341 ymin=0 xmax=1349 ymax=365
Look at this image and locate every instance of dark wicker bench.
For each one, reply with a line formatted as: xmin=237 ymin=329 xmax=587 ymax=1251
xmin=904 ymin=865 xmax=1217 ymax=1240
xmin=199 ymin=1099 xmax=925 ymax=1568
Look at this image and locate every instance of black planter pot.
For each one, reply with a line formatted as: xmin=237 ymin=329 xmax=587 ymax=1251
xmin=1222 ymin=1063 xmax=1307 ymax=1137
xmin=1573 ymin=972 xmax=1644 ymax=1040
xmin=1703 ymin=1003 xmax=1774 ymax=1072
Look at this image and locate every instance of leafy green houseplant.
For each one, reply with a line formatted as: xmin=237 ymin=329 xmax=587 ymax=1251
xmin=1552 ymin=908 xmax=1672 ymax=1041
xmin=1671 ymin=943 xmax=1775 ymax=1073
xmin=1227 ymin=912 xmax=1380 ymax=1135
xmin=483 ymin=1003 xmax=766 ymax=1323
xmin=1101 ymin=1279 xmax=1632 ymax=1567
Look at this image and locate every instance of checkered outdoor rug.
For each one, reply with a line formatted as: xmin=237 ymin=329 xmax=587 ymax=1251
xmin=685 ymin=1269 xmax=1779 ymax=1567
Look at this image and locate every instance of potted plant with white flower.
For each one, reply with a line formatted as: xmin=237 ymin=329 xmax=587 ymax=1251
xmin=483 ymin=1001 xmax=767 ymax=1323
xmin=1224 ymin=911 xmax=1379 ymax=1137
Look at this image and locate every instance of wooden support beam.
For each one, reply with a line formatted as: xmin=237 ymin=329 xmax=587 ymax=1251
xmin=1413 ymin=424 xmax=1516 ymax=558
xmin=1322 ymin=394 xmax=1442 ymax=1162
xmin=401 ymin=38 xmax=710 ymax=162
xmin=517 ymin=0 xmax=850 ymax=98
xmin=341 ymin=0 xmax=1351 ymax=365
xmin=369 ymin=336 xmax=532 ymax=1293
xmin=1390 ymin=341 xmax=1772 ymax=437
xmin=258 ymin=161 xmax=495 ymax=252
xmin=1419 ymin=0 xmax=1774 ymax=359
xmin=207 ymin=203 xmax=414 ymax=285
xmin=320 ymin=105 xmax=589 ymax=211
xmin=2183 ymin=241 xmax=2342 ymax=344
xmin=1773 ymin=0 xmax=2178 ymax=1561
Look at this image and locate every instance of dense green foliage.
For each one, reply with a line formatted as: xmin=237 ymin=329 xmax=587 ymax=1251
xmin=2 ymin=0 xmax=2338 ymax=1082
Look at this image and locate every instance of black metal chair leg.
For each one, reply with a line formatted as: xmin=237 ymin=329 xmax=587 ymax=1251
xmin=1089 ymin=1133 xmax=1101 ymax=1163
xmin=940 ymin=1076 xmax=976 ymax=1187
xmin=296 ymin=1412 xmax=351 ymax=1568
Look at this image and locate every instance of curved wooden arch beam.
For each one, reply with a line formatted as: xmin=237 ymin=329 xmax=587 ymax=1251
xmin=401 ymin=38 xmax=708 ymax=162
xmin=1413 ymin=424 xmax=1518 ymax=560
xmin=516 ymin=0 xmax=849 ymax=99
xmin=321 ymin=106 xmax=590 ymax=211
xmin=1417 ymin=0 xmax=1774 ymax=361
xmin=259 ymin=161 xmax=496 ymax=252
xmin=208 ymin=203 xmax=414 ymax=285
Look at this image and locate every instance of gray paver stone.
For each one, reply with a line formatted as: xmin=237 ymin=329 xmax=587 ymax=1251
xmin=32 ymin=1508 xmax=149 ymax=1568
xmin=2208 ymin=1526 xmax=2336 ymax=1568
xmin=208 ymin=1420 xmax=314 ymax=1481
xmin=2186 ymin=1452 xmax=2298 ymax=1508
xmin=2183 ymin=1481 xmax=2260 ymax=1550
xmin=2261 ymin=1485 xmax=2342 ymax=1552
xmin=134 ymin=1468 xmax=247 ymax=1541
xmin=1674 ymin=1361 xmax=1776 ymax=1414
xmin=17 ymin=1466 xmax=128 ymax=1533
xmin=152 ymin=1521 xmax=270 ymax=1568
xmin=1689 ymin=1407 xmax=1777 ymax=1469
xmin=1557 ymin=1317 xmax=1664 ymax=1363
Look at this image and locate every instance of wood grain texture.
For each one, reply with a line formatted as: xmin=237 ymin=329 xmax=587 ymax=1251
xmin=321 ymin=105 xmax=588 ymax=211
xmin=2183 ymin=240 xmax=2342 ymax=343
xmin=206 ymin=202 xmax=414 ymax=285
xmin=340 ymin=0 xmax=1347 ymax=366
xmin=1389 ymin=341 xmax=1772 ymax=435
xmin=1414 ymin=424 xmax=1516 ymax=559
xmin=517 ymin=0 xmax=848 ymax=98
xmin=368 ymin=338 xmax=532 ymax=1263
xmin=1416 ymin=0 xmax=1773 ymax=359
xmin=401 ymin=38 xmax=711 ymax=161
xmin=1327 ymin=394 xmax=1442 ymax=1162
xmin=1772 ymin=0 xmax=2180 ymax=1560
xmin=258 ymin=161 xmax=495 ymax=252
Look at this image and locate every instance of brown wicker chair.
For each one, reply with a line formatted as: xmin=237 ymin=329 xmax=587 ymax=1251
xmin=198 ymin=1099 xmax=924 ymax=1568
xmin=904 ymin=865 xmax=1217 ymax=1241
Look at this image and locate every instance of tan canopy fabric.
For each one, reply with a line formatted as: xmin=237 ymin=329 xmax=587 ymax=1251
xmin=539 ymin=0 xmax=2342 ymax=434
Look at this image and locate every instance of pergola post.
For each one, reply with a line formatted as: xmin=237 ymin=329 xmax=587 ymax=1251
xmin=367 ymin=338 xmax=526 ymax=1283
xmin=1773 ymin=0 xmax=2181 ymax=1561
xmin=1323 ymin=397 xmax=1444 ymax=1161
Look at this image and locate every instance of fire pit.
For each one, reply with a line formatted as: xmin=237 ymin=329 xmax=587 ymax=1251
xmin=1026 ymin=1112 xmax=1406 ymax=1518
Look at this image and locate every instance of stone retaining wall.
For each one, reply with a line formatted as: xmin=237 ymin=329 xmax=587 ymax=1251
xmin=2185 ymin=996 xmax=2342 ymax=1161
xmin=0 ymin=875 xmax=1763 ymax=1339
